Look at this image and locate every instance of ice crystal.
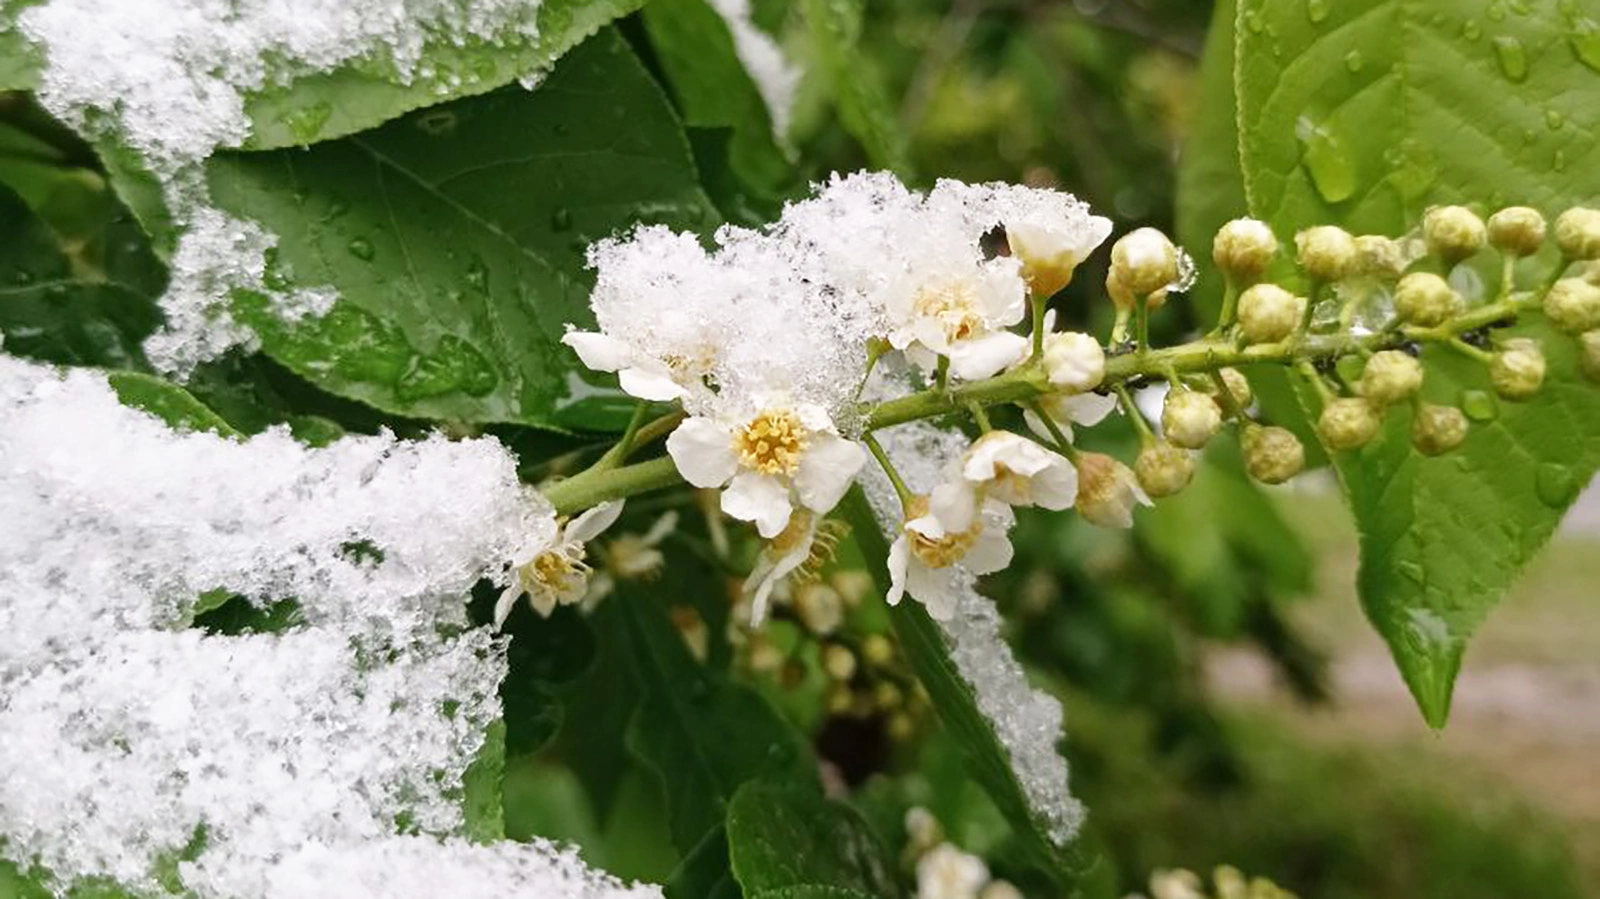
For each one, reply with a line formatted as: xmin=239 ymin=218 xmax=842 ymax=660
xmin=860 ymin=418 xmax=1086 ymax=847
xmin=0 ymin=355 xmax=653 ymax=898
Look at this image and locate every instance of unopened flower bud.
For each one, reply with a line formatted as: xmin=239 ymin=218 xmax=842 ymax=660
xmin=1581 ymin=331 xmax=1600 ymax=382
xmin=748 ymin=635 xmax=784 ymax=673
xmin=1395 ymin=272 xmax=1461 ymax=327
xmin=1317 ymin=397 xmax=1383 ymax=450
xmin=1490 ymin=338 xmax=1546 ymax=401
xmin=1542 ymin=278 xmax=1600 ymax=334
xmin=794 ymin=581 xmax=844 ymax=635
xmin=825 ymin=684 xmax=853 ymax=714
xmin=1354 ymin=235 xmax=1406 ymax=278
xmin=873 ymin=681 xmax=903 ymax=711
xmin=1161 ymin=390 xmax=1223 ymax=449
xmin=1487 ymin=206 xmax=1546 ymax=256
xmin=1243 ymin=425 xmax=1305 ymax=485
xmin=822 ymin=643 xmax=857 ymax=681
xmin=1075 ymin=452 xmax=1152 ymax=529
xmin=1554 ymin=207 xmax=1600 ymax=260
xmin=1135 ymin=442 xmax=1195 ymax=498
xmin=1208 ymin=367 xmax=1254 ymax=409
xmin=1295 ymin=225 xmax=1358 ymax=281
xmin=1041 ymin=331 xmax=1105 ymax=392
xmin=1360 ymin=350 xmax=1424 ymax=404
xmin=1106 ymin=268 xmax=1136 ymax=312
xmin=1213 ymin=218 xmax=1278 ymax=282
xmin=980 ymin=882 xmax=1025 ymax=899
xmin=1412 ymin=404 xmax=1469 ymax=455
xmin=1110 ymin=227 xmax=1180 ymax=296
xmin=887 ymin=712 xmax=916 ymax=741
xmin=1423 ymin=205 xmax=1487 ymax=265
xmin=831 ymin=569 xmax=873 ymax=607
xmin=1236 ymin=283 xmax=1305 ymax=344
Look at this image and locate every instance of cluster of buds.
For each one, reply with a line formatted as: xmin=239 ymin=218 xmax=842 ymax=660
xmin=1131 ymin=866 xmax=1298 ymax=899
xmin=904 ymin=809 xmax=1024 ymax=899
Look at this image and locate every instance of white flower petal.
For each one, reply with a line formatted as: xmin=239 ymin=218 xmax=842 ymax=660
xmin=795 ymin=434 xmax=865 ymax=513
xmin=948 ymin=332 xmax=1029 ymax=381
xmin=1029 ymin=460 xmax=1078 ymax=511
xmin=493 ymin=583 xmax=521 ymax=629
xmin=528 ymin=589 xmax=558 ymax=618
xmin=565 ymin=500 xmax=624 ymax=544
xmin=618 ymin=365 xmax=689 ymax=402
xmin=906 ymin=563 xmax=957 ymax=619
xmin=963 ymin=432 xmax=1053 ymax=481
xmin=1063 ymin=391 xmax=1119 ymax=426
xmin=666 ymin=417 xmax=739 ymax=488
xmin=562 ymin=331 xmax=630 ymax=371
xmin=962 ymin=529 xmax=1014 ymax=575
xmin=976 ymin=257 xmax=1028 ymax=326
xmin=886 ymin=535 xmax=911 ymax=606
xmin=722 ymin=470 xmax=793 ymax=538
xmin=641 ymin=510 xmax=680 ymax=546
xmin=927 ymin=480 xmax=977 ymax=533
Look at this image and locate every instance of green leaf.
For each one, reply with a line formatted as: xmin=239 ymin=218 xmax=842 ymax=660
xmin=461 ymin=720 xmax=507 ymax=843
xmin=616 ymin=583 xmax=814 ymax=856
xmin=835 ymin=486 xmax=1083 ymax=887
xmin=751 ymin=887 xmax=877 ymax=899
xmin=106 ymin=370 xmax=241 ymax=437
xmin=797 ymin=0 xmax=913 ymax=178
xmin=726 ymin=780 xmax=901 ymax=898
xmin=640 ymin=0 xmax=798 ymax=210
xmin=0 ymin=1 xmax=45 ymax=91
xmin=1232 ymin=0 xmax=1600 ymax=724
xmin=497 ymin=604 xmax=596 ymax=756
xmin=664 ymin=825 xmax=741 ymax=899
xmin=207 ymin=30 xmax=719 ymax=430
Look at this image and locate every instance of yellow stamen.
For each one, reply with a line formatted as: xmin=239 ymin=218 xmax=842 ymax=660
xmin=911 ymin=278 xmax=986 ymax=343
xmin=903 ymin=496 xmax=982 ymax=569
xmin=734 ymin=409 xmax=808 ymax=476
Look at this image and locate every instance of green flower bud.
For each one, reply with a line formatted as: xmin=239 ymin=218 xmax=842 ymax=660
xmin=1242 ymin=425 xmax=1305 ymax=485
xmin=794 ymin=581 xmax=844 ymax=635
xmin=1412 ymin=404 xmax=1469 ymax=456
xmin=822 ymin=643 xmax=857 ymax=681
xmin=1554 ymin=207 xmax=1600 ymax=260
xmin=1581 ymin=331 xmax=1600 ymax=382
xmin=1542 ymin=278 xmax=1600 ymax=334
xmin=1317 ymin=397 xmax=1383 ymax=450
xmin=1487 ymin=206 xmax=1546 ymax=257
xmin=861 ymin=633 xmax=895 ymax=666
xmin=1161 ymin=389 xmax=1223 ymax=449
xmin=1394 ymin=271 xmax=1462 ymax=327
xmin=1360 ymin=350 xmax=1424 ymax=405
xmin=1354 ymin=234 xmax=1406 ymax=278
xmin=1237 ymin=283 xmax=1306 ymax=344
xmin=1423 ymin=205 xmax=1487 ymax=265
xmin=1135 ymin=442 xmax=1196 ymax=498
xmin=1110 ymin=227 xmax=1180 ymax=296
xmin=1106 ymin=268 xmax=1136 ymax=312
xmin=1294 ymin=225 xmax=1359 ymax=281
xmin=1213 ymin=218 xmax=1278 ymax=282
xmin=1490 ymin=338 xmax=1546 ymax=401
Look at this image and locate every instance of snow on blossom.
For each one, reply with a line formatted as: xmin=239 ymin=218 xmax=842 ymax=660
xmin=859 ymin=417 xmax=1086 ymax=848
xmin=16 ymin=0 xmax=554 ymax=373
xmin=0 ymin=355 xmax=657 ymax=898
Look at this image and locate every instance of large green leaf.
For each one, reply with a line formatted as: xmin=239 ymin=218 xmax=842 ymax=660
xmin=726 ymin=780 xmax=901 ymax=899
xmin=208 ymin=30 xmax=718 ymax=431
xmin=835 ymin=486 xmax=1084 ymax=888
xmin=106 ymin=371 xmax=241 ymax=437
xmin=797 ymin=0 xmax=913 ymax=178
xmin=616 ymin=583 xmax=814 ymax=857
xmin=1232 ymin=0 xmax=1600 ymax=724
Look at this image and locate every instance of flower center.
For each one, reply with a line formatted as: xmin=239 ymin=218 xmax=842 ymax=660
xmin=735 ymin=409 xmax=808 ymax=476
xmin=904 ymin=496 xmax=983 ymax=569
xmin=912 ymin=278 xmax=986 ymax=343
xmin=524 ymin=544 xmax=589 ymax=596
xmin=988 ymin=462 xmax=1033 ymax=505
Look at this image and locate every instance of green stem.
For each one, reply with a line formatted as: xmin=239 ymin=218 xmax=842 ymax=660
xmin=968 ymin=401 xmax=993 ymax=433
xmin=544 ymin=456 xmax=682 ymax=516
xmin=1030 ymin=292 xmax=1049 ymax=357
xmin=863 ymin=431 xmax=914 ymax=507
xmin=1135 ymin=299 xmax=1151 ymax=356
xmin=1112 ymin=384 xmax=1156 ymax=448
xmin=595 ymin=402 xmax=652 ymax=470
xmin=1294 ymin=358 xmax=1336 ymax=407
xmin=1207 ymin=370 xmax=1247 ymax=422
xmin=1212 ymin=279 xmax=1240 ymax=336
xmin=1024 ymin=400 xmax=1082 ymax=462
xmin=935 ymin=355 xmax=950 ymax=392
xmin=1446 ymin=337 xmax=1496 ymax=365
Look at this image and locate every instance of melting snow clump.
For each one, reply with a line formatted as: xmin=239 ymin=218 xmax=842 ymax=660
xmin=704 ymin=0 xmax=801 ymax=138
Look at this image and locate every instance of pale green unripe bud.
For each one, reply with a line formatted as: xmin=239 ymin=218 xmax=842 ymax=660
xmin=1490 ymin=338 xmax=1546 ymax=401
xmin=1394 ymin=272 xmax=1462 ymax=327
xmin=1581 ymin=331 xmax=1600 ymax=382
xmin=1213 ymin=218 xmax=1278 ymax=282
xmin=1135 ymin=442 xmax=1196 ymax=498
xmin=1354 ymin=235 xmax=1406 ymax=278
xmin=1106 ymin=268 xmax=1136 ymax=312
xmin=1161 ymin=390 xmax=1223 ymax=449
xmin=794 ymin=581 xmax=843 ymax=635
xmin=1294 ymin=225 xmax=1358 ymax=281
xmin=1242 ymin=425 xmax=1305 ymax=485
xmin=1423 ymin=205 xmax=1487 ymax=265
xmin=1554 ymin=207 xmax=1600 ymax=260
xmin=861 ymin=633 xmax=894 ymax=666
xmin=1317 ymin=397 xmax=1383 ymax=450
xmin=1208 ymin=367 xmax=1254 ymax=409
xmin=1236 ymin=283 xmax=1305 ymax=344
xmin=1542 ymin=278 xmax=1600 ymax=334
xmin=1487 ymin=206 xmax=1546 ymax=257
xmin=822 ymin=643 xmax=857 ymax=681
xmin=1041 ymin=331 xmax=1105 ymax=391
xmin=979 ymin=881 xmax=1025 ymax=899
xmin=1110 ymin=227 xmax=1180 ymax=296
xmin=1412 ymin=404 xmax=1469 ymax=456
xmin=1360 ymin=350 xmax=1424 ymax=405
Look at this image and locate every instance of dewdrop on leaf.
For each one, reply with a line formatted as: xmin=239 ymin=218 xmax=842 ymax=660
xmin=1542 ymin=278 xmax=1600 ymax=334
xmin=1212 ymin=218 xmax=1277 ymax=282
xmin=1394 ymin=272 xmax=1461 ymax=327
xmin=1317 ymin=397 xmax=1382 ymax=451
xmin=1554 ymin=207 xmax=1600 ymax=260
xmin=1294 ymin=225 xmax=1358 ymax=281
xmin=1243 ymin=425 xmax=1305 ymax=484
xmin=1160 ymin=390 xmax=1223 ymax=449
xmin=1134 ymin=442 xmax=1195 ymax=498
xmin=1236 ymin=283 xmax=1304 ymax=344
xmin=1110 ymin=227 xmax=1180 ymax=296
xmin=1487 ymin=206 xmax=1546 ymax=257
xmin=1412 ymin=404 xmax=1469 ymax=455
xmin=1490 ymin=338 xmax=1546 ymax=401
xmin=1423 ymin=205 xmax=1487 ymax=266
xmin=1359 ymin=350 xmax=1424 ymax=405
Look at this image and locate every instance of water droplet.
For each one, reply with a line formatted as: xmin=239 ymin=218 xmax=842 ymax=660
xmin=1546 ymin=109 xmax=1566 ymax=130
xmin=1296 ymin=117 xmax=1357 ymax=203
xmin=1398 ymin=559 xmax=1427 ymax=585
xmin=550 ymin=207 xmax=572 ymax=231
xmin=1462 ymin=19 xmax=1482 ymax=40
xmin=1307 ymin=0 xmax=1330 ymax=24
xmin=1246 ymin=10 xmax=1265 ymax=33
xmin=415 ymin=109 xmax=458 ymax=136
xmin=1554 ymin=149 xmax=1568 ymax=172
xmin=322 ymin=199 xmax=350 ymax=222
xmin=1460 ymin=389 xmax=1499 ymax=421
xmin=1383 ymin=138 xmax=1438 ymax=202
xmin=1536 ymin=463 xmax=1578 ymax=507
xmin=347 ymin=238 xmax=375 ymax=261
xmin=1569 ymin=18 xmax=1600 ymax=72
xmin=1487 ymin=1 xmax=1507 ymax=21
xmin=1492 ymin=36 xmax=1529 ymax=81
xmin=12 ymin=269 xmax=32 ymax=285
xmin=281 ymin=102 xmax=333 ymax=144
xmin=464 ymin=257 xmax=489 ymax=294
xmin=394 ymin=334 xmax=498 ymax=401
xmin=1345 ymin=49 xmax=1365 ymax=72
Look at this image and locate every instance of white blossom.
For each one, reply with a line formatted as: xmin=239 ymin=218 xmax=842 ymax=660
xmin=1074 ymin=452 xmax=1152 ymax=529
xmin=1024 ymin=391 xmax=1119 ymax=444
xmin=884 ymin=257 xmax=1030 ymax=381
xmin=495 ymin=500 xmax=624 ymax=626
xmin=887 ymin=495 xmax=1015 ymax=620
xmin=743 ymin=509 xmax=821 ymax=625
xmin=961 ymin=431 xmax=1077 ymax=511
xmin=916 ymin=844 xmax=990 ymax=899
xmin=666 ymin=400 xmax=864 ymax=538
